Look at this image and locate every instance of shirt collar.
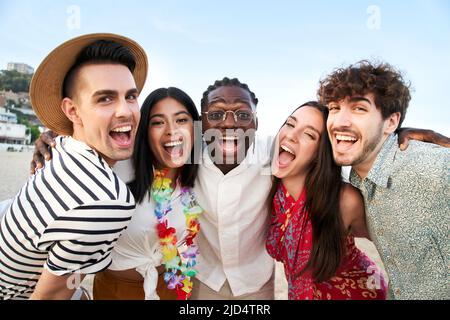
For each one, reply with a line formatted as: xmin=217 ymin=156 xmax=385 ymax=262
xmin=350 ymin=133 xmax=398 ymax=189
xmin=59 ymin=136 xmax=110 ymax=168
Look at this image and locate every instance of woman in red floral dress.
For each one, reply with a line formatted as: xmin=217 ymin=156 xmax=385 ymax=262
xmin=266 ymin=102 xmax=387 ymax=300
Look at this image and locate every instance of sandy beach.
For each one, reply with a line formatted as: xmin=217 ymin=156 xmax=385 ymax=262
xmin=0 ymin=151 xmax=35 ymax=200
xmin=0 ymin=150 xmax=387 ymax=299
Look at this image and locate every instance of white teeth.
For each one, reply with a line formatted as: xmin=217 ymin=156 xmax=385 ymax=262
xmin=111 ymin=126 xmax=131 ymax=133
xmin=336 ymin=134 xmax=357 ymax=142
xmin=164 ymin=140 xmax=183 ymax=147
xmin=222 ymin=136 xmax=238 ymax=141
xmin=281 ymin=145 xmax=295 ymax=156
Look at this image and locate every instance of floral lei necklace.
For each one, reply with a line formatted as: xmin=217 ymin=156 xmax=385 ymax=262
xmin=151 ymin=169 xmax=202 ymax=300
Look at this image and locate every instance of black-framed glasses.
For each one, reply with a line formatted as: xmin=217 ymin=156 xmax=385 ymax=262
xmin=202 ymin=109 xmax=256 ymax=126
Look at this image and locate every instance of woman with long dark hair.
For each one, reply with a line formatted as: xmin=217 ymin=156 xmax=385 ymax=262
xmin=266 ymin=101 xmax=387 ymax=300
xmin=93 ymin=87 xmax=203 ymax=300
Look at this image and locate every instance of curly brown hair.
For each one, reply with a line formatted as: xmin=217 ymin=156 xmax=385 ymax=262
xmin=317 ymin=60 xmax=411 ymax=128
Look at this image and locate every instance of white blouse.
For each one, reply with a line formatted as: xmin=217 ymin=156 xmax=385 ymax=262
xmin=110 ymin=160 xmax=188 ymax=300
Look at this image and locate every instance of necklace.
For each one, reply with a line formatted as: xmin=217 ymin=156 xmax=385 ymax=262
xmin=151 ymin=169 xmax=202 ymax=300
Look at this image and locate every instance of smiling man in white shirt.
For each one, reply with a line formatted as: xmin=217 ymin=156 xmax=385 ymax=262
xmin=191 ymin=77 xmax=275 ymax=300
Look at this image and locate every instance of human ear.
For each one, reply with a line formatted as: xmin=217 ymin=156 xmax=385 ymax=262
xmin=61 ymin=97 xmax=82 ymax=125
xmin=384 ymin=112 xmax=401 ymax=135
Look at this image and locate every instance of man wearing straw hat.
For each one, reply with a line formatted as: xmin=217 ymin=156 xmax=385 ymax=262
xmin=0 ymin=33 xmax=148 ymax=300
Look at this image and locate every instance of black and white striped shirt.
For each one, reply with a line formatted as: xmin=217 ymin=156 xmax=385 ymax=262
xmin=0 ymin=136 xmax=135 ymax=300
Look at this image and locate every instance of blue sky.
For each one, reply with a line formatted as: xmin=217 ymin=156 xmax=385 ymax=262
xmin=1 ymin=0 xmax=449 ymax=136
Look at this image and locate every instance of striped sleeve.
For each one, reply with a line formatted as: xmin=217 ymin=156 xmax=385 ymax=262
xmin=41 ymin=199 xmax=135 ymax=276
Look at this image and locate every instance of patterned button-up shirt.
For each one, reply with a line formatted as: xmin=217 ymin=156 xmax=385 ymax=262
xmin=350 ymin=133 xmax=449 ymax=300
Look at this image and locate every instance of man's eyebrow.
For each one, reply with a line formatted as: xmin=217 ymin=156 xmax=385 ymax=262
xmin=92 ymin=88 xmax=138 ymax=98
xmin=349 ymin=96 xmax=371 ymax=104
xmin=126 ymin=88 xmax=139 ymax=95
xmin=92 ymin=90 xmax=118 ymax=97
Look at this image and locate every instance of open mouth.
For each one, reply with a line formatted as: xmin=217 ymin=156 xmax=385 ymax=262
xmin=278 ymin=144 xmax=296 ymax=168
xmin=220 ymin=135 xmax=239 ymax=154
xmin=109 ymin=125 xmax=132 ymax=147
xmin=334 ymin=133 xmax=358 ymax=152
xmin=163 ymin=139 xmax=184 ymax=158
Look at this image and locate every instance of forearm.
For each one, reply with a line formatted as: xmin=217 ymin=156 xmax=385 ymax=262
xmin=30 ymin=269 xmax=85 ymax=300
xmin=29 ymin=287 xmax=75 ymax=300
xmin=398 ymin=127 xmax=450 ymax=150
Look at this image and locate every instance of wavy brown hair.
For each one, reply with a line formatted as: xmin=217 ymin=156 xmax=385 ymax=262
xmin=268 ymin=101 xmax=345 ymax=283
xmin=318 ymin=60 xmax=411 ymax=128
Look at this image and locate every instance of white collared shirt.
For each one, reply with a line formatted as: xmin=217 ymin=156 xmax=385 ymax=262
xmin=193 ymin=138 xmax=275 ymax=296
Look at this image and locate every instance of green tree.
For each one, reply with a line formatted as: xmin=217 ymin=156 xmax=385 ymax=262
xmin=29 ymin=125 xmax=41 ymax=143
xmin=0 ymin=70 xmax=33 ymax=92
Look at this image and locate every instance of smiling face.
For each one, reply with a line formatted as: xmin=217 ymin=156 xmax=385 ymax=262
xmin=326 ymin=93 xmax=396 ymax=176
xmin=202 ymin=86 xmax=257 ymax=171
xmin=272 ymin=106 xmax=324 ymax=180
xmin=148 ymin=97 xmax=194 ymax=169
xmin=66 ymin=63 xmax=140 ymax=166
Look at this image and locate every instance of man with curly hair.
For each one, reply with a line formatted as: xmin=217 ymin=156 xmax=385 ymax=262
xmin=318 ymin=60 xmax=449 ymax=300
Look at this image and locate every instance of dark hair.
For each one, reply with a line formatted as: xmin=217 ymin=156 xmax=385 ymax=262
xmin=268 ymin=101 xmax=345 ymax=283
xmin=128 ymin=87 xmax=200 ymax=204
xmin=318 ymin=60 xmax=411 ymax=129
xmin=63 ymin=40 xmax=137 ymax=98
xmin=200 ymin=77 xmax=258 ymax=111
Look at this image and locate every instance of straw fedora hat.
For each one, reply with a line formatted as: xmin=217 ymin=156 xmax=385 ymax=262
xmin=30 ymin=33 xmax=148 ymax=136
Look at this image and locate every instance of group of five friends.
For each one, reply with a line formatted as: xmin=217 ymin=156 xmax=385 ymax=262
xmin=0 ymin=33 xmax=448 ymax=300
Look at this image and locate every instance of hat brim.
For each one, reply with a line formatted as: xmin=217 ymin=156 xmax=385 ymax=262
xmin=30 ymin=33 xmax=148 ymax=136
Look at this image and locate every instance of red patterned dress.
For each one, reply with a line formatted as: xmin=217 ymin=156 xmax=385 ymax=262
xmin=266 ymin=184 xmax=387 ymax=300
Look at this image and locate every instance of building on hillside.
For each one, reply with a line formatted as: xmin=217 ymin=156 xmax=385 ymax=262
xmin=0 ymin=107 xmax=18 ymax=123
xmin=0 ymin=90 xmax=20 ymax=105
xmin=0 ymin=107 xmax=31 ymax=151
xmin=0 ymin=91 xmax=31 ymax=108
xmin=6 ymin=62 xmax=34 ymax=75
